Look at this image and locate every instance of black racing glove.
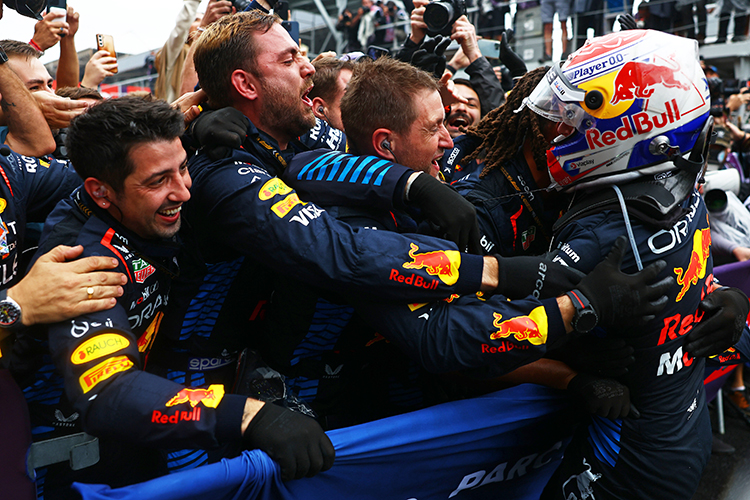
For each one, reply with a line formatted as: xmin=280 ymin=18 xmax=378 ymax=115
xmin=407 ymin=173 xmax=481 ymax=253
xmin=576 ymin=236 xmax=673 ymax=331
xmin=616 ymin=13 xmax=638 ymax=30
xmin=685 ymin=287 xmax=749 ymax=357
xmin=499 ymin=30 xmax=526 ymax=79
xmin=243 ymin=403 xmax=335 ymax=481
xmin=190 ymin=107 xmax=248 ymax=161
xmin=548 ymin=336 xmax=635 ymax=378
xmin=495 ymin=256 xmax=584 ymax=300
xmin=567 ymin=373 xmax=639 ymax=420
xmin=410 ymin=35 xmax=451 ymax=79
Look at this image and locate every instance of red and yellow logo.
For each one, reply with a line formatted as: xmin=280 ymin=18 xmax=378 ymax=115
xmin=271 ymin=193 xmax=303 ymax=218
xmin=165 ymin=384 xmax=225 ymax=408
xmin=259 ymin=178 xmax=293 ymax=201
xmin=138 ymin=312 xmax=163 ymax=353
xmin=673 ymin=224 xmax=711 ymax=302
xmin=79 ymin=355 xmax=133 ymax=393
xmin=490 ymin=306 xmax=548 ymax=346
xmin=402 ymin=243 xmax=461 ymax=286
xmin=71 ymin=333 xmax=129 ymax=365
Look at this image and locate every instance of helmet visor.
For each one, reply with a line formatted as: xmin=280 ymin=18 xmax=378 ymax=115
xmin=522 ymin=65 xmax=596 ymax=134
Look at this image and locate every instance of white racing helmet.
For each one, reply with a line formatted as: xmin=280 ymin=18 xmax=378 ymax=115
xmin=522 ymin=30 xmax=711 ymax=191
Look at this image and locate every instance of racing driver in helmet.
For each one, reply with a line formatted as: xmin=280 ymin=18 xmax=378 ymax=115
xmin=523 ymin=29 xmax=749 ymax=500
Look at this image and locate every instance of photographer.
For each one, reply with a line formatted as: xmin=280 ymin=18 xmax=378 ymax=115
xmin=398 ymin=1 xmax=511 ymax=119
xmin=337 ymin=7 xmax=364 ymax=52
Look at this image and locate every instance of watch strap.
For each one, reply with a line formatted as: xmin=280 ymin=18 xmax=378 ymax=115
xmin=565 ymin=289 xmax=598 ymax=333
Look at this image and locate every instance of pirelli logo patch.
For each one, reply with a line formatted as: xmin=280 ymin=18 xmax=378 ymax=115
xmin=71 ymin=333 xmax=129 ymax=365
xmin=271 ymin=193 xmax=303 ymax=218
xmin=79 ymin=355 xmax=133 ymax=393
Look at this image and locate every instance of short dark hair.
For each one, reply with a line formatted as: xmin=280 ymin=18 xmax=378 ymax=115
xmin=65 ymin=95 xmax=184 ymax=192
xmin=0 ymin=39 xmax=41 ymax=60
xmin=340 ymin=57 xmax=438 ymax=153
xmin=310 ymin=57 xmax=355 ymax=103
xmin=193 ymin=10 xmax=280 ymax=108
xmin=452 ymin=78 xmax=475 ymax=93
xmin=56 ymin=86 xmax=104 ymax=101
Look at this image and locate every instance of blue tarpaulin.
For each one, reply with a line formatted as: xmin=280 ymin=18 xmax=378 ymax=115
xmin=74 ymin=384 xmax=577 ymax=500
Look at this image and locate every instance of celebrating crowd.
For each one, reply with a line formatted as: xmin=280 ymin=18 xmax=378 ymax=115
xmin=0 ymin=1 xmax=748 ymax=499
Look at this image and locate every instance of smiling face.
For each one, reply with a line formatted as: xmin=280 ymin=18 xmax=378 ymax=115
xmin=107 ymin=138 xmax=192 ymax=240
xmin=253 ymin=23 xmax=317 ymax=146
xmin=445 ymin=84 xmax=481 ymax=138
xmin=7 ymin=55 xmax=54 ymax=94
xmin=392 ymin=89 xmax=454 ymax=177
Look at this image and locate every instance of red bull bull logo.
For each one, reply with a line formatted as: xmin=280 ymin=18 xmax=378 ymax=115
xmin=673 ymin=226 xmax=711 ymax=302
xmin=402 ymin=243 xmax=461 ymax=286
xmin=611 ymin=60 xmax=690 ymax=105
xmin=489 ymin=307 xmax=548 ymax=346
xmin=165 ymin=384 xmax=225 ymax=408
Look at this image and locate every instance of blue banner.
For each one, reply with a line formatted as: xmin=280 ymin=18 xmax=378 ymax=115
xmin=74 ymin=384 xmax=577 ymax=500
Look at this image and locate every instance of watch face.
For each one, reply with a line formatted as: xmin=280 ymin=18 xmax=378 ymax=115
xmin=575 ymin=310 xmax=598 ymax=333
xmin=0 ymin=301 xmax=20 ymax=326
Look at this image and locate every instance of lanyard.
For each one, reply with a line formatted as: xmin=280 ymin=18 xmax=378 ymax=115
xmin=497 ymin=165 xmax=552 ymax=245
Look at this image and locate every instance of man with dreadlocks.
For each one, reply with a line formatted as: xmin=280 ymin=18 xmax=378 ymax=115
xmin=442 ymin=66 xmax=565 ymax=258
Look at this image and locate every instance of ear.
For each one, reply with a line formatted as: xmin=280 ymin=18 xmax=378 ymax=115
xmin=84 ymin=177 xmax=113 ymax=208
xmin=230 ymin=68 xmax=259 ymax=102
xmin=312 ymin=97 xmax=327 ymax=120
xmin=372 ymin=128 xmax=394 ymax=160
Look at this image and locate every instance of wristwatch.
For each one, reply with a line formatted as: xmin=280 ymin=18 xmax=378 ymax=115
xmin=565 ymin=289 xmax=598 ymax=334
xmin=0 ymin=288 xmax=22 ymax=329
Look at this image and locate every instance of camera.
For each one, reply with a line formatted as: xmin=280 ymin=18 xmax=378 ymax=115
xmin=4 ymin=0 xmax=47 ymax=20
xmin=231 ymin=0 xmax=252 ymax=11
xmin=423 ymin=0 xmax=467 ymax=36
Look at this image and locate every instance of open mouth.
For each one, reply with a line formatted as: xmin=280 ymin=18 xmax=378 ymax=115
xmin=431 ymin=154 xmax=443 ymax=174
xmin=302 ymin=85 xmax=313 ymax=107
xmin=447 ymin=114 xmax=470 ymax=130
xmin=157 ymin=205 xmax=182 ymax=222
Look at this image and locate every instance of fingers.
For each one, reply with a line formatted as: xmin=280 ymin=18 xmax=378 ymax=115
xmin=320 ymin=436 xmax=335 ymax=472
xmin=294 ymin=448 xmax=310 ymax=480
xmin=639 ymin=294 xmax=669 ymax=316
xmin=435 ymin=36 xmax=451 ymax=56
xmin=500 ymin=31 xmax=510 ymax=50
xmin=278 ymin=452 xmax=296 ymax=482
xmin=645 ymin=276 xmax=674 ymax=299
xmin=38 ymin=244 xmax=82 ymax=263
xmin=636 ymin=260 xmax=668 ymax=284
xmin=72 ymin=255 xmax=122 ymax=274
xmin=74 ymin=297 xmax=118 ymax=316
xmin=604 ymin=235 xmax=627 ymax=269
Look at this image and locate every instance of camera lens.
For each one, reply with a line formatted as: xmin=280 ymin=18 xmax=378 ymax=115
xmin=424 ymin=2 xmax=454 ymax=33
xmin=705 ymin=189 xmax=728 ymax=213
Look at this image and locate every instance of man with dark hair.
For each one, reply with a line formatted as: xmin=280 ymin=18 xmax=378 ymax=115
xmin=13 ymin=95 xmax=334 ymax=497
xmin=309 ymin=56 xmax=355 ymax=132
xmin=444 ymin=78 xmax=481 ymax=139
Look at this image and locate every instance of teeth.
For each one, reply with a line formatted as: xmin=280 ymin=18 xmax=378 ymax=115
xmin=159 ymin=206 xmax=181 ymax=216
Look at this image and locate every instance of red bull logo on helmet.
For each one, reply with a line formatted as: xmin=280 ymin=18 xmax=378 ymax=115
xmin=402 ymin=243 xmax=461 ymax=286
xmin=489 ymin=307 xmax=548 ymax=346
xmin=165 ymin=384 xmax=225 ymax=408
xmin=673 ymin=224 xmax=711 ymax=302
xmin=610 ymin=60 xmax=690 ymax=105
